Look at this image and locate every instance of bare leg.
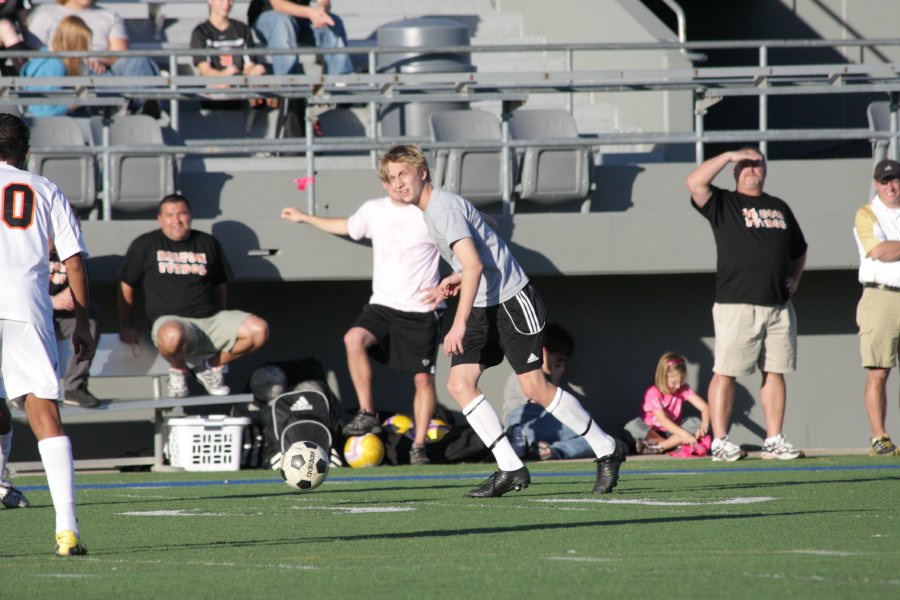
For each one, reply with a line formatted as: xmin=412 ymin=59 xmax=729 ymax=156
xmin=155 ymin=320 xmax=193 ymax=370
xmin=412 ymin=372 xmax=436 ymax=446
xmin=343 ymin=326 xmax=377 ymax=413
xmin=759 ymin=371 xmax=786 ymax=438
xmin=864 ymin=368 xmax=890 ymax=438
xmin=23 ymin=395 xmax=65 ymax=441
xmin=211 ymin=315 xmax=269 ymax=367
xmin=708 ymin=373 xmax=736 ymax=439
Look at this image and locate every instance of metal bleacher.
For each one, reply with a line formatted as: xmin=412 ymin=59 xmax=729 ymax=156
xmin=6 ymin=1 xmax=900 ymax=219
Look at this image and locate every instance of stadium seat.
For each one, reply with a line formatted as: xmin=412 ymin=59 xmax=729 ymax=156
xmin=509 ymin=109 xmax=593 ymax=208
xmin=429 ymin=109 xmax=504 ymax=206
xmin=26 ymin=116 xmax=97 ymax=213
xmin=867 ymin=100 xmax=893 ymax=163
xmin=91 ymin=114 xmax=175 ymax=213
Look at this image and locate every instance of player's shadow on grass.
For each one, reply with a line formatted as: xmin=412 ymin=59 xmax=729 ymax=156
xmin=642 ymin=474 xmax=900 ymax=494
xmin=94 ymin=508 xmax=860 ymax=556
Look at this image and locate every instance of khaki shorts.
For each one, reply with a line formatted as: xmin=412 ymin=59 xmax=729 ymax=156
xmin=712 ymin=301 xmax=797 ymax=377
xmin=151 ymin=310 xmax=250 ymax=356
xmin=857 ymin=287 xmax=900 ymax=368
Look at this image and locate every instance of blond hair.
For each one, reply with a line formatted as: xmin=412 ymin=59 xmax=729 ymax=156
xmin=652 ymin=351 xmax=687 ymax=394
xmin=51 ymin=16 xmax=92 ymax=76
xmin=377 ymin=144 xmax=431 ymax=183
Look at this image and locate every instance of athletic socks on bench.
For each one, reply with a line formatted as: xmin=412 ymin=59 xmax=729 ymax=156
xmin=463 ymin=395 xmax=524 ymax=472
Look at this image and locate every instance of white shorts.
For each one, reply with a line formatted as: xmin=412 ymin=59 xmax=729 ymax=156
xmin=0 ymin=319 xmax=61 ymax=401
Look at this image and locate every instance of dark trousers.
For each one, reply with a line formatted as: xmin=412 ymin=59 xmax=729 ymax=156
xmin=53 ymin=307 xmax=99 ymax=393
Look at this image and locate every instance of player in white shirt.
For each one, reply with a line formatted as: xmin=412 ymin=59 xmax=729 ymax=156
xmin=0 ymin=113 xmax=95 ymax=556
xmin=281 ymin=188 xmax=444 ymax=465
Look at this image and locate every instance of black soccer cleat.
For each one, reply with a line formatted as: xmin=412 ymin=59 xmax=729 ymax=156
xmin=593 ymin=438 xmax=627 ymax=494
xmin=467 ymin=467 xmax=531 ymax=498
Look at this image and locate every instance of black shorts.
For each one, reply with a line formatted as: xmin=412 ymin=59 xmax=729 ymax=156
xmin=451 ymin=284 xmax=546 ymax=374
xmin=354 ymin=304 xmax=442 ymax=374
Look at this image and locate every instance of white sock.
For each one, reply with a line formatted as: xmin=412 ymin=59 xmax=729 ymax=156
xmin=0 ymin=430 xmax=11 ymax=483
xmin=463 ymin=395 xmax=524 ymax=471
xmin=546 ymin=387 xmax=615 ymax=457
xmin=38 ymin=436 xmax=78 ymax=534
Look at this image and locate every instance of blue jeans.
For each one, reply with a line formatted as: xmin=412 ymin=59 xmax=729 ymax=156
xmin=504 ymin=403 xmax=593 ymax=460
xmin=108 ymin=56 xmax=160 ymax=77
xmin=254 ymin=11 xmax=353 ymax=76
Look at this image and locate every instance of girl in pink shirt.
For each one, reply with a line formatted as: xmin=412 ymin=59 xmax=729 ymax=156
xmin=637 ymin=352 xmax=711 ymax=456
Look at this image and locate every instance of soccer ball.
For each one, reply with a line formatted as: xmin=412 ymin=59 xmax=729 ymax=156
xmin=280 ymin=441 xmax=329 ymax=491
xmin=426 ymin=418 xmax=451 ymax=443
xmin=249 ymin=365 xmax=288 ymax=401
xmin=344 ymin=433 xmax=385 ymax=468
xmin=383 ymin=414 xmax=415 ymax=439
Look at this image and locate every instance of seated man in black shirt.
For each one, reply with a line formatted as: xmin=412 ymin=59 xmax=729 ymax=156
xmin=117 ymin=194 xmax=269 ymax=397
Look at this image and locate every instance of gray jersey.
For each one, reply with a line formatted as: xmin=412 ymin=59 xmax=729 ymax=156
xmin=422 ymin=187 xmax=529 ymax=307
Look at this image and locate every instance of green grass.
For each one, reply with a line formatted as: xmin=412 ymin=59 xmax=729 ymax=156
xmin=2 ymin=456 xmax=899 ymax=599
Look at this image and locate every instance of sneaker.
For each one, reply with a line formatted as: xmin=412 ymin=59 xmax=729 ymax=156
xmin=167 ymin=368 xmax=189 ymax=398
xmin=62 ymin=384 xmax=100 ymax=408
xmin=55 ymin=530 xmax=87 ymax=557
xmin=760 ymin=434 xmax=804 ymax=460
xmin=593 ymin=438 xmax=627 ymax=494
xmin=870 ymin=434 xmax=900 ymax=457
xmin=468 ymin=466 xmax=530 ymax=498
xmin=635 ymin=439 xmax=662 ymax=455
xmin=342 ymin=411 xmax=381 ymax=436
xmin=711 ymin=437 xmax=747 ymax=462
xmin=409 ymin=445 xmax=430 ymax=465
xmin=194 ymin=363 xmax=230 ymax=396
xmin=0 ymin=481 xmax=30 ymax=509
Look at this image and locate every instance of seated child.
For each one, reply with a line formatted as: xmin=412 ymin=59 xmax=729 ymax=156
xmin=502 ymin=323 xmax=594 ymax=461
xmin=628 ymin=352 xmax=711 ymax=457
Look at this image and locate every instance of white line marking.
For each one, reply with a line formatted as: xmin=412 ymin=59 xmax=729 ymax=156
xmin=118 ymin=510 xmax=230 ymax=517
xmin=531 ymin=496 xmax=776 ymax=506
xmin=783 ymin=550 xmax=863 ymax=557
xmin=293 ymin=506 xmax=415 ymax=514
xmin=547 ymin=556 xmax=610 ymax=563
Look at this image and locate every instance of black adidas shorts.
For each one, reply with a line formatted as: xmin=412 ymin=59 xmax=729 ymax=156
xmin=451 ymin=284 xmax=546 ymax=374
xmin=354 ymin=304 xmax=442 ymax=374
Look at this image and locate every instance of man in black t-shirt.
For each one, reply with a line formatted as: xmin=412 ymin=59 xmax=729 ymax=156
xmin=686 ymin=147 xmax=808 ymax=462
xmin=117 ymin=194 xmax=269 ymax=398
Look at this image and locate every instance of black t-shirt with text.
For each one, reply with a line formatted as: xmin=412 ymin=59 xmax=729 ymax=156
xmin=190 ymin=19 xmax=256 ymax=70
xmin=117 ymin=229 xmax=233 ymax=323
xmin=692 ymin=186 xmax=807 ymax=306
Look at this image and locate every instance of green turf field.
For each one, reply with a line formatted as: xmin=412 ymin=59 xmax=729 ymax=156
xmin=3 ymin=456 xmax=898 ymax=599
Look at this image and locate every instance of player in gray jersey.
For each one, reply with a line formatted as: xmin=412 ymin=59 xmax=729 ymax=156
xmin=379 ymin=144 xmax=627 ymax=498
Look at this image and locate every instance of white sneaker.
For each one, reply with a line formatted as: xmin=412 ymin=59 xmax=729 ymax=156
xmin=194 ymin=362 xmax=230 ymax=396
xmin=711 ymin=437 xmax=746 ymax=462
xmin=760 ymin=434 xmax=803 ymax=460
xmin=167 ymin=368 xmax=189 ymax=398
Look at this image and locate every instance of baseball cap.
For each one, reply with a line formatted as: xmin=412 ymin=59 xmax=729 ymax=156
xmin=873 ymin=159 xmax=900 ymax=182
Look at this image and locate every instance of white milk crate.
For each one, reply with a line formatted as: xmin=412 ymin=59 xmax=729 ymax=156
xmin=166 ymin=415 xmax=250 ymax=471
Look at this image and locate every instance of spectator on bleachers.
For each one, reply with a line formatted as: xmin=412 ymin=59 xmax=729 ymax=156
xmin=117 ymin=194 xmax=269 ymax=399
xmin=191 ymin=0 xmax=269 ymax=108
xmin=20 ymin=15 xmax=90 ymax=117
xmin=27 ymin=0 xmax=159 ymax=78
xmin=0 ymin=0 xmax=30 ymax=74
xmin=247 ymin=0 xmax=353 ymax=76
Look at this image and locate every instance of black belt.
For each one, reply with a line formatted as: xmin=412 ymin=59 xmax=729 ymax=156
xmin=864 ymin=282 xmax=900 ymax=293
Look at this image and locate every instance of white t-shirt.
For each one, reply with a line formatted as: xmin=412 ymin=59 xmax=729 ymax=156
xmin=0 ymin=162 xmax=86 ymax=328
xmin=28 ymin=5 xmax=128 ymax=52
xmin=346 ymin=196 xmax=442 ymax=313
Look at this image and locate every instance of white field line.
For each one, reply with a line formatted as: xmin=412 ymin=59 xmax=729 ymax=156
xmin=531 ymin=496 xmax=777 ymax=506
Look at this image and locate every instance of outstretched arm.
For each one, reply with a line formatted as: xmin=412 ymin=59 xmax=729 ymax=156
xmin=281 ymin=207 xmax=349 ymax=236
xmin=117 ymin=281 xmax=141 ymax=345
xmin=685 ymin=148 xmax=762 ymax=208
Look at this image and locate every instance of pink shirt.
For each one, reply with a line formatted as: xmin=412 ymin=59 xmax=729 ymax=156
xmin=346 ymin=197 xmax=442 ymax=313
xmin=642 ymin=384 xmax=693 ymax=432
